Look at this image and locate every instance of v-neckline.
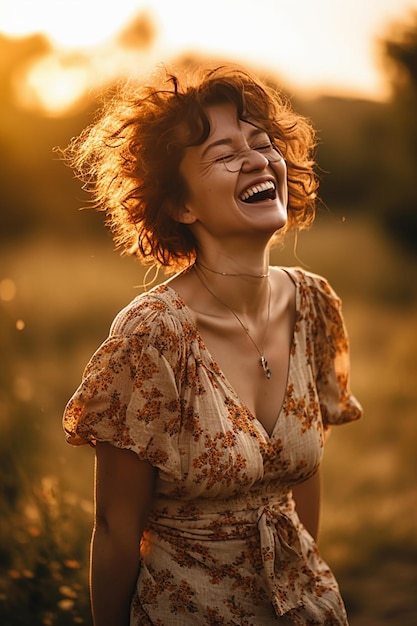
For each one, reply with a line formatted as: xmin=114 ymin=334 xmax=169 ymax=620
xmin=157 ymin=269 xmax=299 ymax=440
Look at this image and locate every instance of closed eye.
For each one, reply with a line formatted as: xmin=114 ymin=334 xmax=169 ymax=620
xmin=209 ymin=142 xmax=281 ymax=171
xmin=215 ymin=145 xmax=272 ymax=162
xmin=254 ymin=143 xmax=275 ymax=152
xmin=215 ymin=153 xmax=235 ymax=162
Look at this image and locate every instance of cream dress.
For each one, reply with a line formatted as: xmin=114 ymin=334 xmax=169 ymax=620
xmin=63 ymin=268 xmax=362 ymax=625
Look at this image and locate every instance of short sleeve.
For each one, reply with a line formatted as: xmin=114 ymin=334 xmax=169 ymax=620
xmin=303 ymin=271 xmax=363 ymax=428
xmin=63 ymin=332 xmax=182 ymax=479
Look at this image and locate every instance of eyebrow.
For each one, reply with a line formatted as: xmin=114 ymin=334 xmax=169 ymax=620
xmin=201 ymin=127 xmax=267 ymax=158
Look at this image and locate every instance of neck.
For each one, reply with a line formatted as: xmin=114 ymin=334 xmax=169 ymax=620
xmin=196 ymin=248 xmax=270 ymax=278
xmin=196 ymin=259 xmax=269 ymax=279
xmin=193 ymin=256 xmax=271 ymax=316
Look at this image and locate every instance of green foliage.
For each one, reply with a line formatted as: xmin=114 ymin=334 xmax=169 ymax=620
xmin=0 ymin=264 xmax=94 ymax=625
xmin=0 ymin=472 xmax=92 ymax=626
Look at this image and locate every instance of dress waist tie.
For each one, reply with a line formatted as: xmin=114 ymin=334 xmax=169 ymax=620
xmin=257 ymin=504 xmax=316 ymax=616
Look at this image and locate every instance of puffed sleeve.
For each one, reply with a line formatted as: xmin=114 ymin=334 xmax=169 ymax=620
xmin=63 ymin=302 xmax=184 ymax=480
xmin=303 ymin=271 xmax=363 ymax=428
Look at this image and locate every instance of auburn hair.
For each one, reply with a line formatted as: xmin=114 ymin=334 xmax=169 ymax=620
xmin=63 ymin=64 xmax=319 ymax=272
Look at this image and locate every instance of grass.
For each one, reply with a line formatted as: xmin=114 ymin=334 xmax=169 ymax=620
xmin=1 ymin=214 xmax=416 ymax=624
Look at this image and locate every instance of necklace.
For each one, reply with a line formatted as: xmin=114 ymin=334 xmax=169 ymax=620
xmin=195 ymin=260 xmax=270 ymax=279
xmin=193 ymin=266 xmax=272 ymax=379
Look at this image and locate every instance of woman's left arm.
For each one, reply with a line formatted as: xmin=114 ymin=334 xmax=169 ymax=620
xmin=292 ymin=469 xmax=321 ymax=541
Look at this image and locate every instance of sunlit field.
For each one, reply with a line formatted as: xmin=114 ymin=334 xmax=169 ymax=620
xmin=1 ymin=214 xmax=416 ymax=625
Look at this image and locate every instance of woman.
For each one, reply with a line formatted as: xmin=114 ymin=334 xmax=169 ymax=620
xmin=63 ymin=65 xmax=362 ymax=625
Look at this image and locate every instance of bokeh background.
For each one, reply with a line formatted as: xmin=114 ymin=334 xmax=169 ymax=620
xmin=1 ymin=1 xmax=417 ymax=624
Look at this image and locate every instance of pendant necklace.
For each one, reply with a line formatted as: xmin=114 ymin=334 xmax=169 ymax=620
xmin=193 ymin=265 xmax=272 ymax=380
xmin=195 ymin=260 xmax=270 ymax=279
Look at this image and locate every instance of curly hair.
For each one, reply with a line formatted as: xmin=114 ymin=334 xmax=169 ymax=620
xmin=62 ymin=64 xmax=319 ymax=272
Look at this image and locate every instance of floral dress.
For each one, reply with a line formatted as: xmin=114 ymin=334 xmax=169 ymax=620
xmin=63 ymin=267 xmax=362 ymax=625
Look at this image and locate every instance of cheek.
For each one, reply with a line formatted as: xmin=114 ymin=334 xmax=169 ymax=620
xmin=271 ymin=158 xmax=287 ymax=182
xmin=272 ymin=160 xmax=288 ymax=199
xmin=178 ymin=168 xmax=204 ymax=213
xmin=184 ymin=177 xmax=218 ymax=210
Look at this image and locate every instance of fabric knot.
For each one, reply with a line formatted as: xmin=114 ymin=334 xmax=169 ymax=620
xmin=257 ymin=504 xmax=316 ymax=616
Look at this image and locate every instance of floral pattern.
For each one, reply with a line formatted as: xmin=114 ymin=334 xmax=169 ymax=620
xmin=63 ymin=268 xmax=362 ymax=625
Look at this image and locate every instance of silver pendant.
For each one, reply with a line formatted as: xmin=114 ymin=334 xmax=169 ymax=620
xmin=260 ymin=355 xmax=272 ymax=380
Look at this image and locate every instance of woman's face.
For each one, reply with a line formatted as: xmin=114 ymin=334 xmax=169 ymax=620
xmin=178 ymin=102 xmax=288 ymax=246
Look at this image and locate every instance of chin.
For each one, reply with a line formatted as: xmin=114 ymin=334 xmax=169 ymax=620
xmin=268 ymin=205 xmax=287 ymax=230
xmin=239 ymin=200 xmax=287 ymax=233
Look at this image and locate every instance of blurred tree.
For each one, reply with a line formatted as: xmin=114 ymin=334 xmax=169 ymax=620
xmin=378 ymin=11 xmax=417 ymax=253
xmin=0 ymin=34 xmax=50 ymax=108
xmin=295 ymin=95 xmax=391 ymax=213
xmin=0 ymin=34 xmax=103 ymax=243
xmin=383 ymin=11 xmax=417 ymax=105
xmin=117 ymin=10 xmax=157 ymax=50
xmin=0 ymin=10 xmax=158 ymax=246
xmin=0 ymin=35 xmax=50 ymax=239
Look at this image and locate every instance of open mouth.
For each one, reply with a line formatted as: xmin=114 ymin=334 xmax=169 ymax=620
xmin=239 ymin=180 xmax=276 ymax=204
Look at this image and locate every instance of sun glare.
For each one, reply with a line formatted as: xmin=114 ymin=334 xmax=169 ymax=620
xmin=2 ymin=0 xmax=417 ymax=114
xmin=13 ymin=55 xmax=90 ymax=116
xmin=0 ymin=0 xmax=143 ymax=47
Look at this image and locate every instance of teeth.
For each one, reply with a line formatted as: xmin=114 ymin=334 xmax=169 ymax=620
xmin=240 ymin=180 xmax=275 ymax=202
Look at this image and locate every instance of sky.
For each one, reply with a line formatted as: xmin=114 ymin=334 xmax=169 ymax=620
xmin=1 ymin=0 xmax=417 ymax=115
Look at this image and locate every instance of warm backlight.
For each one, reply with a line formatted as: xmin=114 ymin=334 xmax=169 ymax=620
xmin=1 ymin=0 xmax=416 ymax=115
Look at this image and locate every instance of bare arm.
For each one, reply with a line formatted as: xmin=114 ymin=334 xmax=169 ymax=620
xmin=292 ymin=469 xmax=321 ymax=541
xmin=90 ymin=442 xmax=156 ymax=626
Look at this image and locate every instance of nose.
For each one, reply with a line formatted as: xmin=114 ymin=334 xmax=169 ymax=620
xmin=241 ymin=148 xmax=270 ymax=171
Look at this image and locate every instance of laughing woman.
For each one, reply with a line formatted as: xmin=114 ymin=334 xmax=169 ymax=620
xmin=62 ymin=65 xmax=362 ymax=625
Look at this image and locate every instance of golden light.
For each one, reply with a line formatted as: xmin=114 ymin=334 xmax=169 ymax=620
xmin=0 ymin=279 xmax=17 ymax=302
xmin=0 ymin=0 xmax=143 ymax=47
xmin=2 ymin=3 xmax=161 ymax=115
xmin=1 ymin=0 xmax=417 ymax=115
xmin=13 ymin=54 xmax=90 ymax=116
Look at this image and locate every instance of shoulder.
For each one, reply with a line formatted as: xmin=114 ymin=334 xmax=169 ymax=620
xmin=278 ymin=266 xmax=333 ymax=290
xmin=110 ymin=284 xmax=191 ymax=334
xmin=108 ymin=284 xmax=196 ymax=362
xmin=274 ymin=266 xmax=340 ymax=307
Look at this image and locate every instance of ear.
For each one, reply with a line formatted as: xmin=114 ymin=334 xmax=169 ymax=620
xmin=175 ymin=204 xmax=197 ymax=225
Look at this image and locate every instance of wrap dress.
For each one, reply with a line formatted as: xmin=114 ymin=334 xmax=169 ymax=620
xmin=63 ymin=267 xmax=362 ymax=625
